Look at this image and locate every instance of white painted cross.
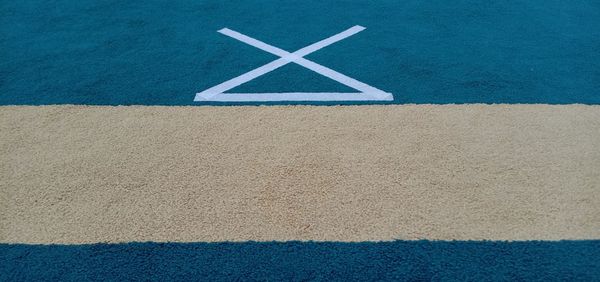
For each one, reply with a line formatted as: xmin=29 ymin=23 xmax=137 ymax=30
xmin=195 ymin=25 xmax=393 ymax=102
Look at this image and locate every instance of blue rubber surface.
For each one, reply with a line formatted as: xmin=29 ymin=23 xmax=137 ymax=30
xmin=1 ymin=1 xmax=599 ymax=105
xmin=1 ymin=241 xmax=599 ymax=281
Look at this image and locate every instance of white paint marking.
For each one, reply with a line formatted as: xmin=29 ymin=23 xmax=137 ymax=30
xmin=195 ymin=92 xmax=393 ymax=102
xmin=218 ymin=28 xmax=289 ymax=58
xmin=195 ymin=26 xmax=393 ymax=102
xmin=195 ymin=58 xmax=290 ymax=98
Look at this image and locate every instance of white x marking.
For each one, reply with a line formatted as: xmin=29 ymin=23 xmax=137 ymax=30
xmin=195 ymin=25 xmax=393 ymax=102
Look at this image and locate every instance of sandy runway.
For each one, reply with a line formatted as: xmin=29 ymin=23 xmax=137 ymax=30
xmin=1 ymin=105 xmax=599 ymax=243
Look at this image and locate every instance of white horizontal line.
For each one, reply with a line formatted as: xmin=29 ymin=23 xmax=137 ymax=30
xmin=194 ymin=92 xmax=394 ymax=102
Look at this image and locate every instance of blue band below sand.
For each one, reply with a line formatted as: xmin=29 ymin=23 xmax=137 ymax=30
xmin=1 ymin=241 xmax=599 ymax=281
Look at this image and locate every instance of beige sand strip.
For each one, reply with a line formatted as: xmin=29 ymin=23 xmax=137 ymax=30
xmin=1 ymin=105 xmax=599 ymax=244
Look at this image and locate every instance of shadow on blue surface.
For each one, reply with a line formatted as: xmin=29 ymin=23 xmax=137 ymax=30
xmin=1 ymin=240 xmax=599 ymax=281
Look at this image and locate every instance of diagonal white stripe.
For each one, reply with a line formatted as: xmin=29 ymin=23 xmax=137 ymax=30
xmin=291 ymin=58 xmax=390 ymax=99
xmin=218 ymin=28 xmax=290 ymax=58
xmin=290 ymin=25 xmax=366 ymax=57
xmin=195 ymin=58 xmax=290 ymax=98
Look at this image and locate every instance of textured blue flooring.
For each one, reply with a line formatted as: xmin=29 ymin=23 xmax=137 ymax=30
xmin=1 ymin=241 xmax=599 ymax=281
xmin=1 ymin=0 xmax=599 ymax=105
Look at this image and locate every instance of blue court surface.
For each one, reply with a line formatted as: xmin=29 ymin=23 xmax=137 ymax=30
xmin=1 ymin=0 xmax=599 ymax=105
